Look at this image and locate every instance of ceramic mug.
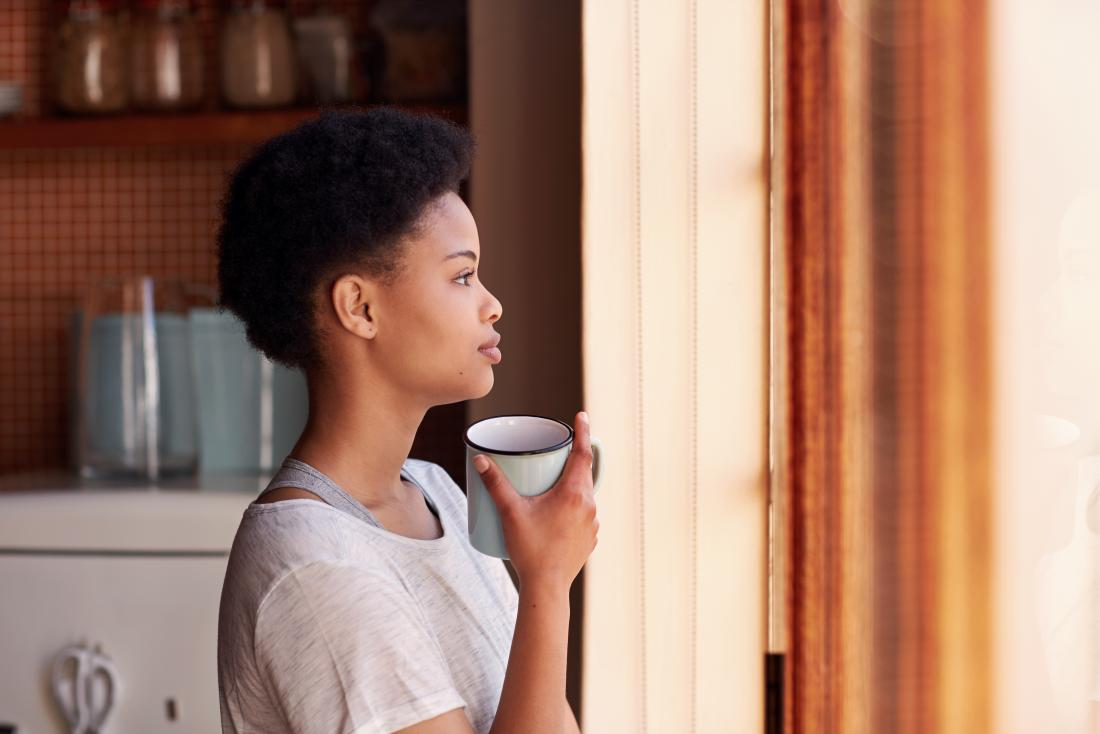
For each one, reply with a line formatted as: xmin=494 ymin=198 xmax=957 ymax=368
xmin=464 ymin=414 xmax=603 ymax=558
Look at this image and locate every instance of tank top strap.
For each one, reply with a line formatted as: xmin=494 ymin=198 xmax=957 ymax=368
xmin=258 ymin=457 xmax=438 ymax=528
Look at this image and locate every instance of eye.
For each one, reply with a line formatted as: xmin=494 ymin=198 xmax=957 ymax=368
xmin=454 ymin=270 xmax=476 ymax=287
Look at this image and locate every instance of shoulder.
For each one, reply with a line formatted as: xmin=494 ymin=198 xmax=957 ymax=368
xmin=403 ymin=458 xmax=467 ymax=505
xmin=254 ymin=560 xmax=421 ymax=642
xmin=236 ymin=495 xmax=354 ymax=554
xmin=223 ymin=504 xmax=382 ymax=607
xmin=252 ymin=486 xmax=324 ymax=505
xmin=260 ymin=559 xmax=403 ymax=609
xmin=403 ymin=456 xmax=456 ymax=482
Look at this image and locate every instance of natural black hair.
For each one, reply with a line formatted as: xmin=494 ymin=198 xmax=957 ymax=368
xmin=215 ymin=106 xmax=476 ymax=372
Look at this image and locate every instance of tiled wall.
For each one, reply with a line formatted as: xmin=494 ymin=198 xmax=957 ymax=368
xmin=0 ymin=1 xmax=46 ymax=118
xmin=0 ymin=146 xmax=248 ymax=473
xmin=0 ymin=1 xmax=469 ymax=479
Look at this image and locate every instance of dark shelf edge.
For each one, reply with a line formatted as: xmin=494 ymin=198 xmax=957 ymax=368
xmin=0 ymin=103 xmax=468 ymax=150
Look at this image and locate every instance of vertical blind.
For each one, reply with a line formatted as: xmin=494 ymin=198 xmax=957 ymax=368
xmin=579 ymin=0 xmax=768 ymax=731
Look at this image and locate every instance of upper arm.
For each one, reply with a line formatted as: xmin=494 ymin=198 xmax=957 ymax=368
xmin=392 ymin=706 xmax=476 ymax=733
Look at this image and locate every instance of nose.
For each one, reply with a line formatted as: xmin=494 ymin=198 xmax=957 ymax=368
xmin=483 ymin=286 xmax=502 ymax=323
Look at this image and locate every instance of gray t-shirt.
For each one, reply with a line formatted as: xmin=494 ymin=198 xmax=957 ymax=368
xmin=217 ymin=456 xmax=519 ymax=734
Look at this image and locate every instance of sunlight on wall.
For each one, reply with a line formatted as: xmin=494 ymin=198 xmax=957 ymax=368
xmin=994 ymin=1 xmax=1100 ymax=731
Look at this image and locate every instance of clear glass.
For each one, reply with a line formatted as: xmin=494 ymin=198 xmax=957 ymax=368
xmin=72 ymin=276 xmax=209 ymax=481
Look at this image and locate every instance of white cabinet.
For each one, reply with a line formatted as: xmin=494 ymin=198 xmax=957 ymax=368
xmin=0 ymin=484 xmax=257 ymax=733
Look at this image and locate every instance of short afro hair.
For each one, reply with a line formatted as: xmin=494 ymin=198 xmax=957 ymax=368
xmin=216 ymin=106 xmax=476 ymax=372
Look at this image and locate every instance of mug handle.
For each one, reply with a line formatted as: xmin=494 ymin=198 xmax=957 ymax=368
xmin=590 ymin=436 xmax=603 ymax=494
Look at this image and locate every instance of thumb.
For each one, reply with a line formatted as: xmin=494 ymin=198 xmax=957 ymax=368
xmin=473 ymin=454 xmax=516 ymax=513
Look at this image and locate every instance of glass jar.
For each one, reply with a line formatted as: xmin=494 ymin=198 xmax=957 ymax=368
xmin=292 ymin=5 xmax=353 ymax=105
xmin=129 ymin=0 xmax=204 ymax=111
xmin=51 ymin=0 xmax=129 ymax=114
xmin=71 ymin=276 xmax=205 ymax=481
xmin=220 ymin=0 xmax=298 ymax=109
xmin=368 ymin=0 xmax=466 ymax=102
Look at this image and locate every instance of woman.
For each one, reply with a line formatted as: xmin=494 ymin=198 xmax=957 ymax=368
xmin=215 ymin=107 xmax=598 ymax=734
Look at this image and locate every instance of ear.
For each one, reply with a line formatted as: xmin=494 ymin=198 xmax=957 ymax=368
xmin=329 ymin=274 xmax=378 ymax=340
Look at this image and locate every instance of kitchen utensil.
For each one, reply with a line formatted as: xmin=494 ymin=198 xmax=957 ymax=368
xmin=49 ymin=642 xmax=119 ymax=734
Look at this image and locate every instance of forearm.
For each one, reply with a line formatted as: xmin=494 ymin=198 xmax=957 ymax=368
xmin=490 ymin=580 xmax=571 ymax=734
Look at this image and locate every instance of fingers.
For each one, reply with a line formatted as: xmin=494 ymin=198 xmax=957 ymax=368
xmin=575 ymin=411 xmax=590 ymax=451
xmin=564 ymin=411 xmax=595 ymax=487
xmin=474 ymin=454 xmax=515 ymax=514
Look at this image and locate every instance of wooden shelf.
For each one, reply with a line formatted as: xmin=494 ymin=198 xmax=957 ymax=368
xmin=0 ymin=103 xmax=468 ymax=150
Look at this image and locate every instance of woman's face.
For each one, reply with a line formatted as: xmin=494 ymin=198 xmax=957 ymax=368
xmin=327 ymin=191 xmax=504 ymax=406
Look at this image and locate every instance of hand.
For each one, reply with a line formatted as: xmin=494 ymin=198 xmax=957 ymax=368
xmin=473 ymin=411 xmax=600 ymax=593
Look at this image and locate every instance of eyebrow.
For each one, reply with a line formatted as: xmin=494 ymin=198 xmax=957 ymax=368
xmin=442 ymin=250 xmax=478 ymax=264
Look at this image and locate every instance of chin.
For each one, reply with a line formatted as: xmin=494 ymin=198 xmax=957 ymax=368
xmin=470 ymin=369 xmax=495 ymax=400
xmin=434 ymin=363 xmax=494 ymax=405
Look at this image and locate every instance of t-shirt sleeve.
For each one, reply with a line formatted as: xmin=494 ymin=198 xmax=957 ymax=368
xmin=253 ymin=561 xmax=468 ymax=734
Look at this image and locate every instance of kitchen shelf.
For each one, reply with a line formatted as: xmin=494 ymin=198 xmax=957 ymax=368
xmin=0 ymin=103 xmax=468 ymax=150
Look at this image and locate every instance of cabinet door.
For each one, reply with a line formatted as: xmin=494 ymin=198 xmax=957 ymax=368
xmin=0 ymin=553 xmax=228 ymax=733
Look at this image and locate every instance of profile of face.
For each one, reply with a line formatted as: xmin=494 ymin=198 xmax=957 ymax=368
xmin=321 ymin=190 xmax=504 ymax=406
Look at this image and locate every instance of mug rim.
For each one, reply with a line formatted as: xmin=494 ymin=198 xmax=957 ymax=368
xmin=463 ymin=414 xmax=574 ymax=456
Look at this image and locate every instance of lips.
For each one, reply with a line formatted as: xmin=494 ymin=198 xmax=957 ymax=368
xmin=478 ymin=332 xmax=502 ymax=363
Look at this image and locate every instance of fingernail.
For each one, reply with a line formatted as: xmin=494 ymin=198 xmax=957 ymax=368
xmin=580 ymin=411 xmax=589 ymax=424
xmin=474 ymin=455 xmax=489 ymax=473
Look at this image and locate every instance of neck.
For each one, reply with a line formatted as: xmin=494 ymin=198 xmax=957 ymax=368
xmin=288 ymin=365 xmax=428 ymax=509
